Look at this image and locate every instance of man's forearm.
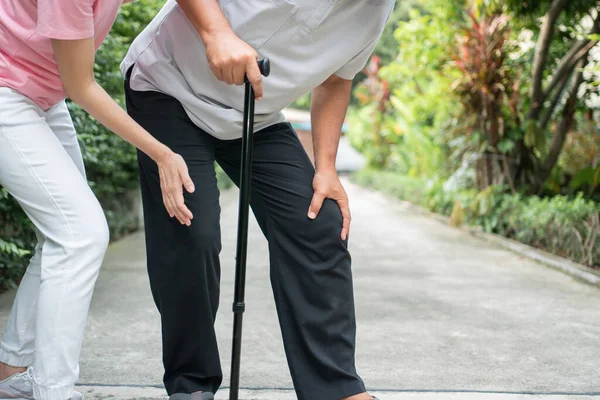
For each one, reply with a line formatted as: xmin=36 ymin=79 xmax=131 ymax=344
xmin=175 ymin=0 xmax=264 ymax=95
xmin=310 ymin=75 xmax=353 ymax=171
xmin=176 ymin=0 xmax=232 ymax=42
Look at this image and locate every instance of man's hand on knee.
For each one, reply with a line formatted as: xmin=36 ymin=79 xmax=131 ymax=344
xmin=308 ymin=168 xmax=351 ymax=241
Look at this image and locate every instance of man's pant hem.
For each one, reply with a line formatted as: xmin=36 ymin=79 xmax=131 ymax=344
xmin=301 ymin=380 xmax=367 ymax=400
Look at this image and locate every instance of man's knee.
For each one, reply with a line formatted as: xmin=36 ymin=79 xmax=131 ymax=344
xmin=307 ymin=198 xmax=343 ymax=236
xmin=275 ymin=198 xmax=344 ymax=247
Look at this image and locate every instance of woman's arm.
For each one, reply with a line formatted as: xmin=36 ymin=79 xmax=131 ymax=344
xmin=52 ymin=37 xmax=195 ymax=226
xmin=176 ymin=0 xmax=264 ymax=99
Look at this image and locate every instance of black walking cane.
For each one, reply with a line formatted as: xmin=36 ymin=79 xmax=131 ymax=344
xmin=229 ymin=58 xmax=270 ymax=400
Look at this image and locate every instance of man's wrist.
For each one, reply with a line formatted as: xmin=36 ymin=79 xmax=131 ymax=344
xmin=199 ymin=24 xmax=234 ymax=44
xmin=315 ymin=161 xmax=337 ymax=174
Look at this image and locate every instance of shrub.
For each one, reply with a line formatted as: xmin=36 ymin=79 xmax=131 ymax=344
xmin=0 ymin=189 xmax=36 ymax=291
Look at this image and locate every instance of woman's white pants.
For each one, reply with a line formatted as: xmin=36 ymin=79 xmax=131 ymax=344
xmin=0 ymin=87 xmax=109 ymax=400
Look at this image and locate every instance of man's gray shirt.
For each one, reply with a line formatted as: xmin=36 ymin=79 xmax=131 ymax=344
xmin=121 ymin=0 xmax=395 ymax=139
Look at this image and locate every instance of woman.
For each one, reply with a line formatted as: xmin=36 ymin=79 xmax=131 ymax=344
xmin=0 ymin=1 xmax=194 ymax=399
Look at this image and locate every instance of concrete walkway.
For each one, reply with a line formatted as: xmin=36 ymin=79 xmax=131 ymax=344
xmin=1 ymin=179 xmax=599 ymax=399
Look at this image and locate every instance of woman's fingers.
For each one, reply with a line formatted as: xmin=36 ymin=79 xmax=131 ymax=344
xmin=157 ymin=152 xmax=194 ymax=226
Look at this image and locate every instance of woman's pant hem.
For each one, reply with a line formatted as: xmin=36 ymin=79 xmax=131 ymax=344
xmin=0 ymin=347 xmax=33 ymax=368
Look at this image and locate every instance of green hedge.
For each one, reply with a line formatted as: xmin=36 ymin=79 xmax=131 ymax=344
xmin=352 ymin=169 xmax=600 ymax=269
xmin=0 ymin=190 xmax=36 ymax=290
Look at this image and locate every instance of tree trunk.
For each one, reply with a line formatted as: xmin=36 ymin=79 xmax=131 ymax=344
xmin=543 ymin=38 xmax=598 ymax=100
xmin=514 ymin=0 xmax=569 ymax=187
xmin=535 ymin=56 xmax=588 ymax=193
xmin=515 ymin=6 xmax=599 ymax=189
xmin=540 ymin=66 xmax=574 ymax=130
xmin=527 ymin=0 xmax=569 ymax=121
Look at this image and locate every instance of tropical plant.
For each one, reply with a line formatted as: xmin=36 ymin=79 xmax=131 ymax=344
xmin=450 ymin=8 xmax=521 ymax=191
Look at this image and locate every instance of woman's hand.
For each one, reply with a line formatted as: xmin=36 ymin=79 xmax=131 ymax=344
xmin=156 ymin=151 xmax=195 ymax=226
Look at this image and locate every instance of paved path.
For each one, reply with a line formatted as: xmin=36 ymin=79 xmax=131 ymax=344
xmin=1 ymin=179 xmax=599 ymax=399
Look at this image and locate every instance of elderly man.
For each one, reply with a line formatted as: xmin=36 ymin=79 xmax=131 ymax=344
xmin=121 ymin=1 xmax=395 ymax=399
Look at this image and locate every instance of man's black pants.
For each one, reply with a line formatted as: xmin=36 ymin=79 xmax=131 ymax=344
xmin=125 ymin=79 xmax=365 ymax=400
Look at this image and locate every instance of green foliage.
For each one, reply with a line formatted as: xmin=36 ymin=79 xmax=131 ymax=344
xmin=504 ymin=0 xmax=599 ymax=18
xmin=551 ymin=118 xmax=600 ymax=196
xmin=348 ymin=1 xmax=462 ymax=175
xmin=353 ymin=169 xmax=600 ymax=268
xmin=216 ymin=163 xmax=234 ymax=190
xmin=371 ymin=0 xmax=424 ymax=67
xmin=290 ymin=92 xmax=312 ymax=111
xmin=0 ymin=189 xmax=36 ymax=291
xmin=350 ymin=0 xmax=600 ymax=187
